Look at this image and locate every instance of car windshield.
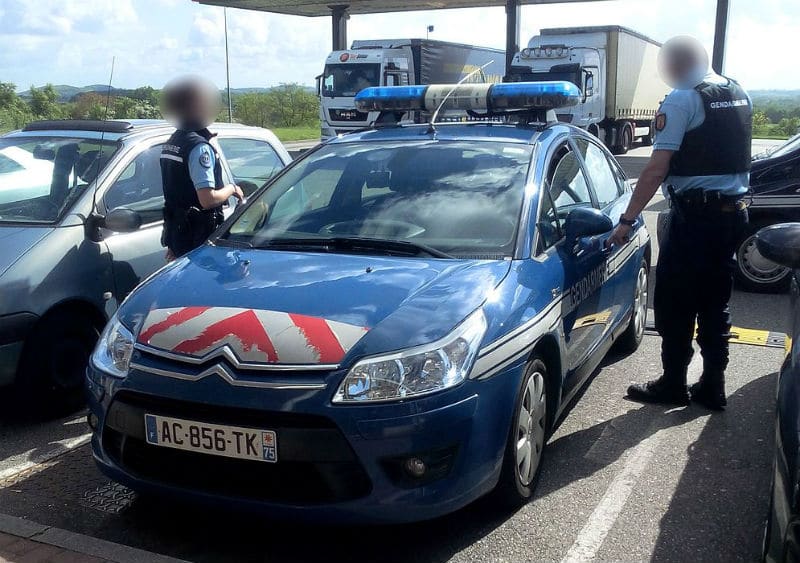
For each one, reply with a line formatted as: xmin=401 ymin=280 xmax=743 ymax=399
xmin=223 ymin=140 xmax=532 ymax=258
xmin=0 ymin=135 xmax=120 ymax=223
xmin=322 ymin=64 xmax=381 ymax=97
xmin=769 ymin=134 xmax=800 ymax=159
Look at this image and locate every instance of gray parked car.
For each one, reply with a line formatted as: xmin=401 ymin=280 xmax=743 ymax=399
xmin=0 ymin=119 xmax=290 ymax=409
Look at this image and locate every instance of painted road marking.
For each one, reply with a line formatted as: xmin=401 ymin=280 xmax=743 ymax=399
xmin=561 ymin=354 xmax=703 ymax=563
xmin=0 ymin=433 xmax=91 ymax=483
xmin=644 ymin=309 xmax=786 ymax=349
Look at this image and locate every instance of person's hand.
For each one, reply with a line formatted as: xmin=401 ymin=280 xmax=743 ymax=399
xmin=606 ymin=223 xmax=633 ymax=249
xmin=165 ymin=248 xmax=176 ymax=262
xmin=231 ymin=184 xmax=245 ymax=202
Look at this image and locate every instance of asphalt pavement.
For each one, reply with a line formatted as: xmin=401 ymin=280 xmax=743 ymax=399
xmin=0 ymin=140 xmax=789 ymax=562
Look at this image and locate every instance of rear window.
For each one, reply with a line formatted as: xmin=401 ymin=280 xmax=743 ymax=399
xmin=0 ymin=135 xmax=120 ymax=223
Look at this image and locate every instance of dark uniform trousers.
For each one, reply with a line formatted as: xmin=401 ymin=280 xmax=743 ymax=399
xmin=654 ymin=196 xmax=748 ymax=384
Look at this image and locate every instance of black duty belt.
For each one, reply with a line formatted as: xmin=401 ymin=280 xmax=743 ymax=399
xmin=672 ymin=189 xmax=747 ymax=213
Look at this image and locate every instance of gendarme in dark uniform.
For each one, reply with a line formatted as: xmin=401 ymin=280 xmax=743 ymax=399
xmin=608 ymin=39 xmax=752 ymax=411
xmin=159 ymin=77 xmax=244 ymax=260
xmin=160 ymin=128 xmax=225 ymax=257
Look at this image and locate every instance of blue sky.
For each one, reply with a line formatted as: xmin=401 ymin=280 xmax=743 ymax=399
xmin=0 ymin=0 xmax=796 ymax=91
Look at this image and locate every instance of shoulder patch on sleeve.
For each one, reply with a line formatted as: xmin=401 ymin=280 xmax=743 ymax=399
xmin=655 ymin=112 xmax=667 ymax=131
xmin=198 ymin=146 xmax=212 ymax=168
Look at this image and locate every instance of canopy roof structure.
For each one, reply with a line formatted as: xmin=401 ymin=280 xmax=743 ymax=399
xmin=193 ymin=0 xmax=731 ymax=75
xmin=195 ymin=0 xmax=607 ymax=17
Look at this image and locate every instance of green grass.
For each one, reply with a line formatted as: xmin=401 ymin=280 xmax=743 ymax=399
xmin=753 ymin=124 xmax=791 ymax=140
xmin=271 ymin=125 xmax=320 ymax=142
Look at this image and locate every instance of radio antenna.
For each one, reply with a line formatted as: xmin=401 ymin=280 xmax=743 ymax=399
xmin=90 ymin=56 xmax=115 ymax=214
xmin=428 ymin=60 xmax=494 ymax=134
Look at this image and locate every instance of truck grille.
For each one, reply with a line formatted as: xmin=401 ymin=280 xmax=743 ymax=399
xmin=328 ymin=108 xmax=369 ymax=122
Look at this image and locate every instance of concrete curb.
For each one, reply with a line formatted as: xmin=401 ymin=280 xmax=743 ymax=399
xmin=0 ymin=512 xmax=189 ymax=563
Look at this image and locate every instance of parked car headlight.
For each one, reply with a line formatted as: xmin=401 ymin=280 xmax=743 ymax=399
xmin=90 ymin=313 xmax=134 ymax=378
xmin=333 ymin=310 xmax=487 ymax=403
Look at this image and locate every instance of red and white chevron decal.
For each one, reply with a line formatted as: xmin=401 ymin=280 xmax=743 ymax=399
xmin=137 ymin=307 xmax=369 ymax=365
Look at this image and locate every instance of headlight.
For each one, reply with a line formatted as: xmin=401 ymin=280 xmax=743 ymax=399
xmin=333 ymin=310 xmax=487 ymax=404
xmin=90 ymin=313 xmax=135 ymax=378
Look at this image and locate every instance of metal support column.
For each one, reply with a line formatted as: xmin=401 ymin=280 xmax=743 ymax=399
xmin=505 ymin=0 xmax=521 ymax=79
xmin=330 ymin=5 xmax=349 ymax=51
xmin=712 ymin=0 xmax=730 ymax=74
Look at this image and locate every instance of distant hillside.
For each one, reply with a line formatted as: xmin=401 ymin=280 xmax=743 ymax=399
xmin=18 ymin=84 xmax=311 ymax=103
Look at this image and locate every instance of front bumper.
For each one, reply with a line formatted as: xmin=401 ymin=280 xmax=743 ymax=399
xmin=87 ymin=356 xmax=525 ymax=523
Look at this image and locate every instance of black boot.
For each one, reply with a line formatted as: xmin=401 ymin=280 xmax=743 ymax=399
xmin=627 ymin=377 xmax=690 ymax=406
xmin=690 ymin=370 xmax=726 ymax=410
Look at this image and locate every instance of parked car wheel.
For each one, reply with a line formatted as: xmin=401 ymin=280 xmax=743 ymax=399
xmin=735 ymin=224 xmax=792 ymax=293
xmin=615 ymin=260 xmax=649 ymax=353
xmin=495 ymin=358 xmax=549 ymax=507
xmin=16 ymin=310 xmax=99 ymax=411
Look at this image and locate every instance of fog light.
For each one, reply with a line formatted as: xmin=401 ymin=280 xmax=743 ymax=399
xmin=87 ymin=413 xmax=98 ymax=430
xmin=403 ymin=457 xmax=427 ymax=478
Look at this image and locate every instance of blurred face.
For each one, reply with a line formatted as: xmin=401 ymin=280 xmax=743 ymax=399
xmin=163 ymin=76 xmax=221 ymax=129
xmin=658 ymin=36 xmax=709 ymax=90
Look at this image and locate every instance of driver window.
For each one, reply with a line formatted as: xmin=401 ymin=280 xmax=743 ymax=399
xmin=103 ymin=145 xmax=164 ymax=225
xmin=537 ymin=143 xmax=592 ymax=252
xmin=216 ymin=137 xmax=284 ymax=196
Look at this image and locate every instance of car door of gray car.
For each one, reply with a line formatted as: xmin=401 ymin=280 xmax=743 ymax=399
xmin=99 ymin=142 xmax=167 ymax=305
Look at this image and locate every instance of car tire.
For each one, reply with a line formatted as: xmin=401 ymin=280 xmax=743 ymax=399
xmin=615 ymin=260 xmax=649 ymax=354
xmin=735 ymin=223 xmax=792 ymax=293
xmin=612 ymin=123 xmax=633 ymax=155
xmin=494 ymin=358 xmax=549 ymax=507
xmin=16 ymin=310 xmax=99 ymax=413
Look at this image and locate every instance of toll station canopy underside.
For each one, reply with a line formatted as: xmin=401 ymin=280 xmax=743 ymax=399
xmin=195 ymin=0 xmax=607 ymax=17
xmin=194 ymin=0 xmax=730 ymax=74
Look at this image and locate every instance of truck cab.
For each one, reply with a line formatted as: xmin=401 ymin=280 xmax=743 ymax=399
xmin=509 ymin=33 xmax=604 ymax=132
xmin=509 ymin=26 xmax=670 ymax=154
xmin=318 ymin=46 xmax=412 ymax=139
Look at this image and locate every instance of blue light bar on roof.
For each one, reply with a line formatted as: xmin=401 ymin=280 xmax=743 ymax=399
xmin=354 ymin=81 xmax=581 ymax=114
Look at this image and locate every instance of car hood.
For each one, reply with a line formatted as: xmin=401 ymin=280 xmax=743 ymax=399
xmin=122 ymin=245 xmax=512 ymax=366
xmin=0 ymin=225 xmax=53 ymax=278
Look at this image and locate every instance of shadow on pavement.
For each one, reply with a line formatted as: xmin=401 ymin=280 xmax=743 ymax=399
xmin=651 ymin=371 xmax=776 ymax=563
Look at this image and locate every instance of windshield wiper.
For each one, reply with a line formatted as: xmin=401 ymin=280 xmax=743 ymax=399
xmin=252 ymin=237 xmax=453 ymax=259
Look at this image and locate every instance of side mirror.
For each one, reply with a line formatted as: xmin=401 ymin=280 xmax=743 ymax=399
xmin=756 ymin=223 xmax=800 ymax=269
xmin=564 ymin=207 xmax=613 ymax=247
xmin=103 ymin=208 xmax=142 ymax=232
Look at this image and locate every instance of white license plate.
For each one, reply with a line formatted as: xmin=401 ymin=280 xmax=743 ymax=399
xmin=144 ymin=414 xmax=277 ymax=463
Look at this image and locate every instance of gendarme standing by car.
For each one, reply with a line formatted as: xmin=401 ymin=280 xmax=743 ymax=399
xmin=608 ymin=36 xmax=752 ymax=411
xmin=160 ymin=77 xmax=244 ymax=260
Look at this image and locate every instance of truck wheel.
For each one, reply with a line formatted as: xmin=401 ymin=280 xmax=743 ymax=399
xmin=494 ymin=358 xmax=549 ymax=508
xmin=612 ymin=123 xmax=633 ymax=155
xmin=735 ymin=223 xmax=792 ymax=293
xmin=16 ymin=310 xmax=99 ymax=413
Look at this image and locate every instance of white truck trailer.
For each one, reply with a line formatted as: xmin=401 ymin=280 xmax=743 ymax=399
xmin=318 ymin=38 xmax=505 ymax=139
xmin=508 ymin=26 xmax=671 ymax=154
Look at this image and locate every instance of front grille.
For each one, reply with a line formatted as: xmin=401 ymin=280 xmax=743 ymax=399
xmin=328 ymin=108 xmax=368 ymax=122
xmin=103 ymin=392 xmax=371 ymax=504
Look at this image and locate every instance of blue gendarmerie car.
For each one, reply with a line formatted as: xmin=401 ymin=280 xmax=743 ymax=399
xmin=87 ymin=82 xmax=651 ymax=522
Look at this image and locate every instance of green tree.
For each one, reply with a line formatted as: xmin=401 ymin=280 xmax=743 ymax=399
xmin=0 ymin=81 xmax=33 ymax=132
xmin=778 ymin=117 xmax=800 ymax=137
xmin=752 ymin=110 xmax=770 ymax=127
xmin=28 ymin=84 xmax=62 ymax=119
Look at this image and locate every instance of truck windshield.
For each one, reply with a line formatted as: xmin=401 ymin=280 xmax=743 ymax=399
xmin=223 ymin=140 xmax=532 ymax=258
xmin=0 ymin=136 xmax=119 ymax=223
xmin=322 ymin=63 xmax=382 ymax=97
